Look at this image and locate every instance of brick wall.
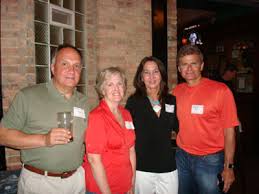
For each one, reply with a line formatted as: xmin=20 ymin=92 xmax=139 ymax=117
xmin=1 ymin=0 xmax=35 ymax=170
xmin=1 ymin=0 xmax=177 ymax=169
xmin=86 ymin=0 xmax=177 ymax=108
xmin=85 ymin=0 xmax=153 ymax=109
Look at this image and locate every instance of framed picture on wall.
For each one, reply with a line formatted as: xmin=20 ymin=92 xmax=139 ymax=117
xmin=236 ymin=69 xmax=253 ymax=93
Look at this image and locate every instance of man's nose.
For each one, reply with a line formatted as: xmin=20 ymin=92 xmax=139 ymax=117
xmin=67 ymin=64 xmax=75 ymax=72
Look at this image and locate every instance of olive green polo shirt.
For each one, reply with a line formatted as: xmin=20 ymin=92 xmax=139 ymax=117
xmin=1 ymin=80 xmax=88 ymax=173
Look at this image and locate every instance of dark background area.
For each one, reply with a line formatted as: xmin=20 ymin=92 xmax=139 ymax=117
xmin=152 ymin=0 xmax=168 ymax=71
xmin=177 ymin=1 xmax=259 ymax=193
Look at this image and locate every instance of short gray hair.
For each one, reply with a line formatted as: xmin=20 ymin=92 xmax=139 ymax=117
xmin=177 ymin=45 xmax=204 ymax=65
xmin=51 ymin=44 xmax=82 ymax=64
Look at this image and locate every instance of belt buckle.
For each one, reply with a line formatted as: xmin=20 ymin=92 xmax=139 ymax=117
xmin=61 ymin=172 xmax=69 ymax=179
xmin=60 ymin=172 xmax=71 ymax=179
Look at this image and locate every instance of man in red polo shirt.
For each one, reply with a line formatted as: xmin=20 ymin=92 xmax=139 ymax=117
xmin=172 ymin=45 xmax=239 ymax=194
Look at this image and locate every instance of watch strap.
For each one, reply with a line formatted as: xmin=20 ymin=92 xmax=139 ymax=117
xmin=225 ymin=163 xmax=234 ymax=169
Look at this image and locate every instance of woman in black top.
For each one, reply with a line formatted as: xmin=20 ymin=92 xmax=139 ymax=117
xmin=126 ymin=56 xmax=179 ymax=194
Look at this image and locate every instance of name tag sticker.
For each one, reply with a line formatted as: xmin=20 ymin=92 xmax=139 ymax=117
xmin=191 ymin=105 xmax=204 ymax=114
xmin=73 ymin=107 xmax=86 ymax=118
xmin=125 ymin=121 xmax=135 ymax=130
xmin=165 ymin=104 xmax=175 ymax=113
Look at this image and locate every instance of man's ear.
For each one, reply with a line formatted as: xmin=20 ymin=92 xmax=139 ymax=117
xmin=51 ymin=64 xmax=55 ymax=75
xmin=200 ymin=62 xmax=204 ymax=71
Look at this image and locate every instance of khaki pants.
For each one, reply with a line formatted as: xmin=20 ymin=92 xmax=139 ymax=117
xmin=18 ymin=166 xmax=85 ymax=194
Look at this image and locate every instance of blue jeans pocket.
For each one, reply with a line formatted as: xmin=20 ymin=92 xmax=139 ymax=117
xmin=200 ymin=151 xmax=224 ymax=166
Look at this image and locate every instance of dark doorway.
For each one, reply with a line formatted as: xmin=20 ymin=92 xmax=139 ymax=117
xmin=152 ymin=0 xmax=168 ymax=71
xmin=0 ymin=18 xmax=6 ymax=170
xmin=0 ymin=79 xmax=6 ymax=171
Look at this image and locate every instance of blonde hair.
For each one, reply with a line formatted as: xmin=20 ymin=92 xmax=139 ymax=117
xmin=95 ymin=67 xmax=127 ymax=99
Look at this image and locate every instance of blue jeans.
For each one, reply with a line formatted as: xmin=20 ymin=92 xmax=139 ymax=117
xmin=176 ymin=148 xmax=224 ymax=194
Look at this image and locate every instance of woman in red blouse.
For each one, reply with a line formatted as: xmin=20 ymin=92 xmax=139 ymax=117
xmin=83 ymin=67 xmax=136 ymax=194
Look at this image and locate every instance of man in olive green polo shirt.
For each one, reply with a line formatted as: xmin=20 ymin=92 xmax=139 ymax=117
xmin=0 ymin=44 xmax=88 ymax=194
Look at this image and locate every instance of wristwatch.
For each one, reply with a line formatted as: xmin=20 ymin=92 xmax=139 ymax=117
xmin=225 ymin=163 xmax=235 ymax=169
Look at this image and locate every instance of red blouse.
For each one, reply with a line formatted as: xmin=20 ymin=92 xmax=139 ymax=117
xmin=83 ymin=100 xmax=135 ymax=193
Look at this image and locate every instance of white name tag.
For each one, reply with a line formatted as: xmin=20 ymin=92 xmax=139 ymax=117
xmin=165 ymin=104 xmax=175 ymax=113
xmin=191 ymin=105 xmax=204 ymax=114
xmin=73 ymin=107 xmax=86 ymax=118
xmin=125 ymin=121 xmax=135 ymax=130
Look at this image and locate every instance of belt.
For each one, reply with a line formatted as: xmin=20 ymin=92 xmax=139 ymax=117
xmin=24 ymin=164 xmax=76 ymax=179
xmin=188 ymin=150 xmax=224 ymax=157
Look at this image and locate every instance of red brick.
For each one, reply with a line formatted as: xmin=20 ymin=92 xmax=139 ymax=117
xmin=6 ymin=155 xmax=21 ymax=163
xmin=7 ymin=164 xmax=22 ymax=171
xmin=5 ymin=148 xmax=20 ymax=156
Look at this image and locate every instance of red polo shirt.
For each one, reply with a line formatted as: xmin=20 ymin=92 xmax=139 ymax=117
xmin=173 ymin=78 xmax=239 ymax=155
xmin=83 ymin=100 xmax=135 ymax=193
